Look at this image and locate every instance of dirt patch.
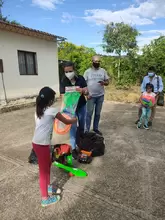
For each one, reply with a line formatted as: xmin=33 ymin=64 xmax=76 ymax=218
xmin=105 ymin=86 xmax=140 ymax=103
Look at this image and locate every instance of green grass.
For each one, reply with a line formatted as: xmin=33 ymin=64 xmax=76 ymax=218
xmin=105 ymin=85 xmax=140 ymax=103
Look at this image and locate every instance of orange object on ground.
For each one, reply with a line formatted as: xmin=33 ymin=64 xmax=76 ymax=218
xmin=80 ymin=150 xmax=92 ymax=157
xmin=54 ymin=144 xmax=71 ymax=156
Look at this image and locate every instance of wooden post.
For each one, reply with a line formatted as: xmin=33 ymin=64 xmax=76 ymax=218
xmin=0 ymin=59 xmax=8 ymax=104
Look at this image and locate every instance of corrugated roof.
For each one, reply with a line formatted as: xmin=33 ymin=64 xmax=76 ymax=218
xmin=0 ymin=20 xmax=66 ymax=42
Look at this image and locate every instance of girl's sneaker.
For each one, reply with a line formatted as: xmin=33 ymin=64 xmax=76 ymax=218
xmin=143 ymin=125 xmax=149 ymax=130
xmin=48 ymin=185 xmax=61 ymax=195
xmin=41 ymin=195 xmax=60 ymax=207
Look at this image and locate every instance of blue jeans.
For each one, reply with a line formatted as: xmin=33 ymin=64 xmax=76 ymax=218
xmin=86 ymin=95 xmax=104 ymax=132
xmin=139 ymin=107 xmax=151 ymax=126
xmin=70 ymin=105 xmax=86 ymax=150
xmin=77 ymin=105 xmax=86 ymax=133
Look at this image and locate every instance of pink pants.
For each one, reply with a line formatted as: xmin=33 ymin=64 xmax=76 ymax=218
xmin=32 ymin=143 xmax=51 ymax=198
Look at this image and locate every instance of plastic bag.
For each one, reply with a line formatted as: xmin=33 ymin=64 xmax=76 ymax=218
xmin=51 ymin=88 xmax=81 ymax=146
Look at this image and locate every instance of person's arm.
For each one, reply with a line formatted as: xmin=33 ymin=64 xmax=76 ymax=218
xmin=34 ymin=113 xmax=37 ymax=125
xmin=83 ymin=70 xmax=88 ymax=82
xmin=76 ymin=87 xmax=88 ymax=95
xmin=103 ymin=79 xmax=109 ymax=86
xmin=139 ymin=94 xmax=143 ymax=104
xmin=60 ymin=80 xmax=65 ymax=95
xmin=84 ymin=70 xmax=92 ymax=99
xmin=155 ymin=93 xmax=159 ymax=98
xmin=76 ymin=76 xmax=89 ymax=95
xmin=153 ymin=93 xmax=159 ymax=107
xmin=59 ymin=81 xmax=65 ymax=100
xmin=141 ymin=77 xmax=146 ymax=93
xmin=158 ymin=76 xmax=163 ymax=93
xmin=56 ymin=112 xmax=77 ymax=125
xmin=100 ymin=70 xmax=109 ymax=86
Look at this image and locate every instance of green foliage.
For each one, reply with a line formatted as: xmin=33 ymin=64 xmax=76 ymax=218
xmin=58 ymin=42 xmax=95 ymax=74
xmin=58 ymin=23 xmax=165 ymax=89
xmin=102 ymin=22 xmax=139 ymax=55
xmin=140 ymin=36 xmax=165 ymax=85
xmin=102 ymin=22 xmax=139 ymax=80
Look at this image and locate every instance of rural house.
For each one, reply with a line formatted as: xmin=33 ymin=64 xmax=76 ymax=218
xmin=0 ymin=21 xmax=65 ymax=104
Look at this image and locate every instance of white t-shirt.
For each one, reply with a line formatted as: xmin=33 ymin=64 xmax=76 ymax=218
xmin=84 ymin=68 xmax=109 ymax=97
xmin=32 ymin=107 xmax=58 ymax=145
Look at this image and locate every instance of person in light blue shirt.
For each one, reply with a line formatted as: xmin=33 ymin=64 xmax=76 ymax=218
xmin=135 ymin=66 xmax=164 ymax=126
xmin=141 ymin=70 xmax=163 ymax=93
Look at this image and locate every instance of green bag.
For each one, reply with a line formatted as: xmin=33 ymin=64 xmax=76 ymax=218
xmin=157 ymin=76 xmax=164 ymax=106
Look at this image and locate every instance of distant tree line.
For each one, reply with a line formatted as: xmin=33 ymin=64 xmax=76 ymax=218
xmin=58 ymin=24 xmax=165 ymax=89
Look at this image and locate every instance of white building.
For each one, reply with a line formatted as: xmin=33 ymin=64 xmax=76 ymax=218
xmin=0 ymin=21 xmax=65 ymax=104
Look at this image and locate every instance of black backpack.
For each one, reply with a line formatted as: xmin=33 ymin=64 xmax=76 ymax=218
xmin=157 ymin=76 xmax=164 ymax=106
xmin=78 ymin=132 xmax=105 ymax=157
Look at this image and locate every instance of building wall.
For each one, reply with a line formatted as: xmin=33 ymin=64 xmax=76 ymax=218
xmin=0 ymin=30 xmax=59 ymax=104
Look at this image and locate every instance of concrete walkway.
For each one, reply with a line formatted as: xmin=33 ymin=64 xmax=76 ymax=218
xmin=0 ymin=102 xmax=165 ymax=220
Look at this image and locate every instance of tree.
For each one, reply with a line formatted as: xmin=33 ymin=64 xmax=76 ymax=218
xmin=102 ymin=22 xmax=139 ymax=80
xmin=58 ymin=41 xmax=96 ymax=74
xmin=0 ymin=0 xmax=7 ymax=21
xmin=0 ymin=0 xmax=3 ymax=14
xmin=141 ymin=36 xmax=165 ymax=84
xmin=0 ymin=0 xmax=21 ymax=25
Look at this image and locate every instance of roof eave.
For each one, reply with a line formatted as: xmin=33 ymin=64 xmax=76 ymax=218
xmin=0 ymin=21 xmax=66 ymax=42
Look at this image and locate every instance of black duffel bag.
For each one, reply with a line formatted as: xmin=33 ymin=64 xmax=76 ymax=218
xmin=78 ymin=132 xmax=105 ymax=157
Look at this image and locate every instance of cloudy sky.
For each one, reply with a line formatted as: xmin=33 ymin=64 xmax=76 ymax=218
xmin=2 ymin=0 xmax=165 ymax=54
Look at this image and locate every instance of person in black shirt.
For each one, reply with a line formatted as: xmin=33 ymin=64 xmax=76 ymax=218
xmin=60 ymin=61 xmax=88 ymax=158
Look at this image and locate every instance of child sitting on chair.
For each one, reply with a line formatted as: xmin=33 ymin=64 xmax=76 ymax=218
xmin=137 ymin=83 xmax=158 ymax=130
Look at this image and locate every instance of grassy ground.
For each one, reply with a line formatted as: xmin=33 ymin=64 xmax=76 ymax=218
xmin=105 ymin=85 xmax=140 ymax=103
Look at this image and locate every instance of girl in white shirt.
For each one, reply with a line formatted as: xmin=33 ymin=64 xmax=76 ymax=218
xmin=32 ymin=87 xmax=77 ymax=207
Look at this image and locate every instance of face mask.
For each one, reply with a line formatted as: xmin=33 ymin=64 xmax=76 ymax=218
xmin=148 ymin=72 xmax=154 ymax=77
xmin=93 ymin=62 xmax=100 ymax=69
xmin=65 ymin=71 xmax=75 ymax=80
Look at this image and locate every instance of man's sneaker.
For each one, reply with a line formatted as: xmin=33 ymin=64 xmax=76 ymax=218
xmin=41 ymin=195 xmax=60 ymax=207
xmin=135 ymin=119 xmax=140 ymax=124
xmin=48 ymin=185 xmax=61 ymax=195
xmin=148 ymin=121 xmax=152 ymax=127
xmin=94 ymin=130 xmax=103 ymax=136
xmin=137 ymin=123 xmax=141 ymax=129
xmin=143 ymin=125 xmax=149 ymax=130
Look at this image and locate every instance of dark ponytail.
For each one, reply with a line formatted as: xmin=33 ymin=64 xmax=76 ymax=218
xmin=36 ymin=87 xmax=56 ymax=119
xmin=36 ymin=96 xmax=46 ymax=118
